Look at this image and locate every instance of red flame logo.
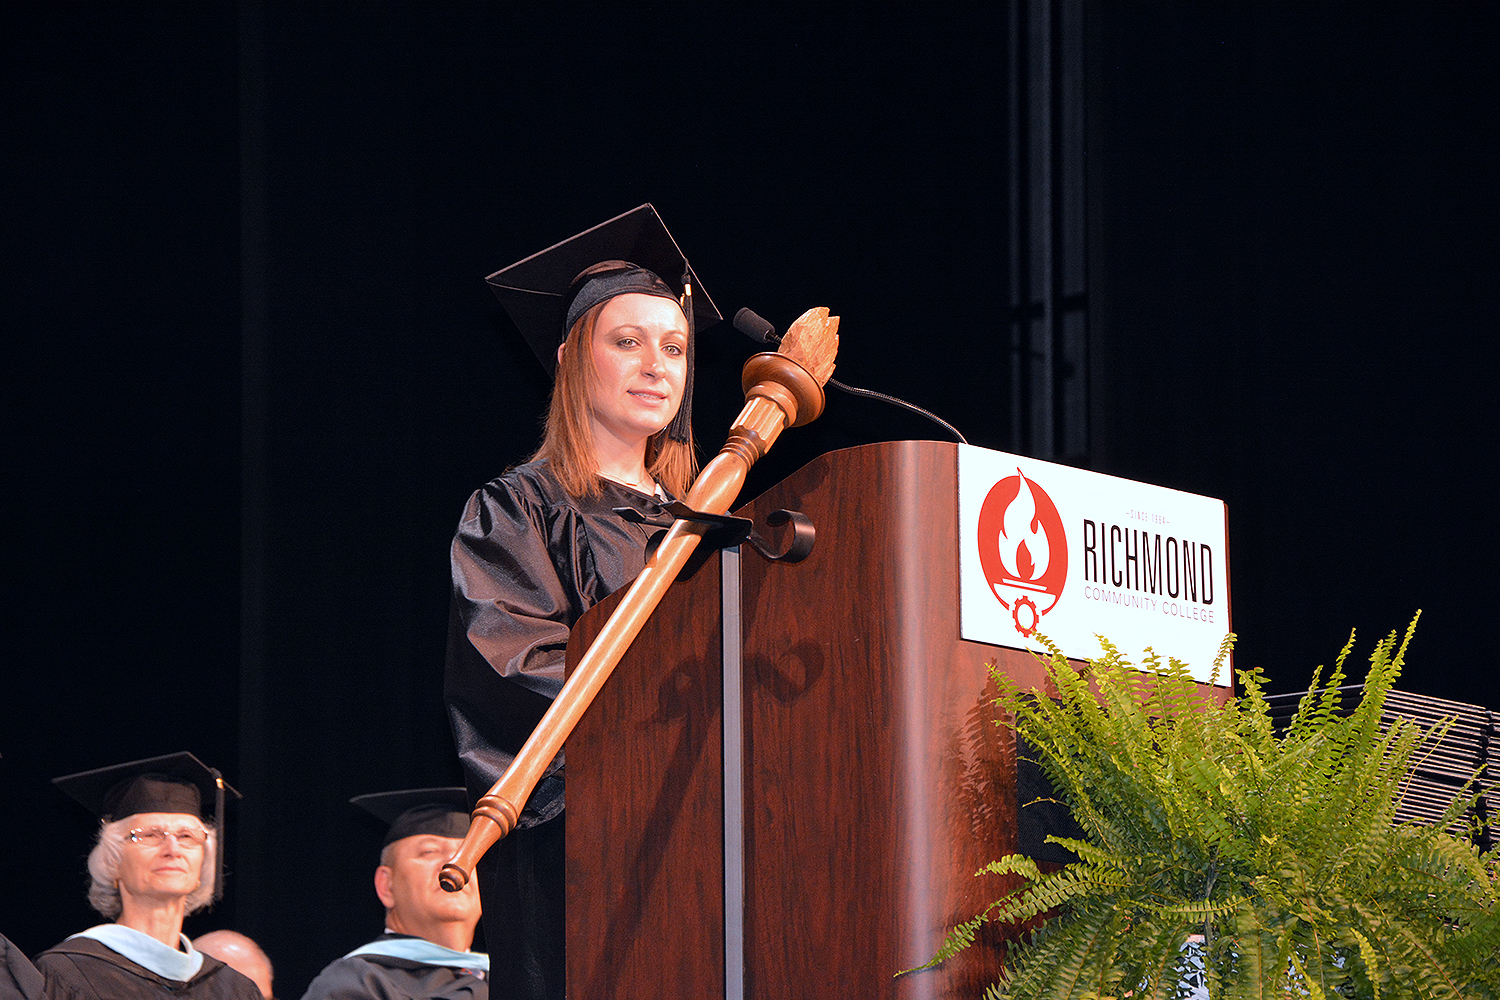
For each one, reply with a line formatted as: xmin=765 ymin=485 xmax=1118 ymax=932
xmin=977 ymin=470 xmax=1068 ymax=636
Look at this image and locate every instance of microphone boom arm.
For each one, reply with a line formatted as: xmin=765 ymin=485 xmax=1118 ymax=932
xmin=733 ymin=306 xmax=967 ymax=444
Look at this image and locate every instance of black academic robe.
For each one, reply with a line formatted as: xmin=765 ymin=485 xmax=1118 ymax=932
xmin=298 ymin=935 xmax=486 ymax=1000
xmin=1 ymin=933 xmax=46 ymax=1000
xmin=444 ymin=460 xmax=666 ymax=1000
xmin=34 ymin=936 xmax=260 ymax=1000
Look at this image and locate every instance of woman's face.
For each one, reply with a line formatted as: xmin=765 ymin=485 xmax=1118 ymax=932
xmin=584 ymin=292 xmax=689 ymax=450
xmin=115 ymin=812 xmax=206 ymax=907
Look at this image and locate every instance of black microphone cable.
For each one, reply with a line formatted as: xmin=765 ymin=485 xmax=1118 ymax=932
xmin=732 ymin=307 xmax=969 ymax=445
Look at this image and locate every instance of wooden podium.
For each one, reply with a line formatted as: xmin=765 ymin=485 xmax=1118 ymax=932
xmin=565 ymin=440 xmax=1063 ymax=998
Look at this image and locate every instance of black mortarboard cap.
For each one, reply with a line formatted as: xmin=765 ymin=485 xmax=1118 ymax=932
xmin=485 ymin=204 xmax=721 ymax=443
xmin=53 ymin=751 xmax=241 ymax=902
xmin=53 ymin=751 xmax=239 ymax=822
xmin=350 ymin=787 xmax=471 ymax=849
xmin=486 ymin=204 xmax=720 ymax=370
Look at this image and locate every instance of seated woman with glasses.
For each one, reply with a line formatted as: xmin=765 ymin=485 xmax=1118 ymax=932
xmin=36 ymin=753 xmax=261 ymax=1000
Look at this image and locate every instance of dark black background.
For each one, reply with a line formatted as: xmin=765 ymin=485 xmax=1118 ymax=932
xmin=4 ymin=4 xmax=1496 ymax=996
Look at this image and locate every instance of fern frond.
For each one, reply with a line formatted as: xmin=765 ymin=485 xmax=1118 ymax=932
xmin=1209 ymin=629 xmax=1235 ymax=686
xmin=1287 ymin=953 xmax=1330 ymax=1000
xmin=1347 ymin=925 xmax=1382 ymax=1000
xmin=999 ymin=904 xmax=1125 ymax=1000
xmin=900 ymin=912 xmax=986 ymax=975
xmin=1356 ymin=897 xmax=1470 ymax=1000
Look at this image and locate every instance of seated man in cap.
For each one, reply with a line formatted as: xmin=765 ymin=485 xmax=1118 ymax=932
xmin=36 ymin=752 xmax=260 ymax=1000
xmin=300 ymin=789 xmax=486 ymax=1000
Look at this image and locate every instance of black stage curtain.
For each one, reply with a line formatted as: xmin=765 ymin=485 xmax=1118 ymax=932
xmin=4 ymin=4 xmax=1496 ymax=995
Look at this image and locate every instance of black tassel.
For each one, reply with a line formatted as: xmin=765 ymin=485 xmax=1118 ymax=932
xmin=212 ymin=769 xmax=226 ymax=903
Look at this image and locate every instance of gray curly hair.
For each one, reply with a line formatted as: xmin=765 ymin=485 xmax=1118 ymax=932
xmin=85 ymin=817 xmax=218 ymax=919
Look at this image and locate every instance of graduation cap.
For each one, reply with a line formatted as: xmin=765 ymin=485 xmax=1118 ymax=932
xmin=485 ymin=204 xmax=722 ymax=443
xmin=53 ymin=751 xmax=241 ymax=902
xmin=350 ymin=787 xmax=471 ymax=849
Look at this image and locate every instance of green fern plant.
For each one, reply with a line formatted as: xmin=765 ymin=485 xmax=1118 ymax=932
xmin=919 ymin=613 xmax=1500 ymax=999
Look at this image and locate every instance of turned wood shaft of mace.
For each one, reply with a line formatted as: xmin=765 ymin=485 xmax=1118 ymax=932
xmin=439 ymin=352 xmax=826 ymax=892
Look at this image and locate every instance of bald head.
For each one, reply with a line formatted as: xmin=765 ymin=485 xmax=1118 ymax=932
xmin=193 ymin=930 xmax=273 ymax=998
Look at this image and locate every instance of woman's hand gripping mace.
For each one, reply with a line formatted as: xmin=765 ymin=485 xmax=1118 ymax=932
xmin=439 ymin=307 xmax=839 ymax=892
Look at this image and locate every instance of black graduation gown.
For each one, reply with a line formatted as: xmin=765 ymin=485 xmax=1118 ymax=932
xmin=298 ymin=935 xmax=486 ymax=1000
xmin=1 ymin=933 xmax=46 ymax=1000
xmin=34 ymin=936 xmax=260 ymax=1000
xmin=443 ymin=460 xmax=667 ymax=1000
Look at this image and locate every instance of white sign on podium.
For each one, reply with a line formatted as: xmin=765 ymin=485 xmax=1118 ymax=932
xmin=959 ymin=444 xmax=1231 ymax=685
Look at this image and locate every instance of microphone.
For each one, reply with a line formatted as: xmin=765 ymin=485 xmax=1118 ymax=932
xmin=732 ymin=307 xmax=969 ymax=445
xmin=733 ymin=306 xmax=779 ymax=344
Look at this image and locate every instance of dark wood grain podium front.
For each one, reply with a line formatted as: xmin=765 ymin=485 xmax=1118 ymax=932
xmin=566 ymin=440 xmax=1053 ymax=998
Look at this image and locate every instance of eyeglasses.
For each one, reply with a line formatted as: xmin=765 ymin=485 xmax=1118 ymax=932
xmin=127 ymin=826 xmax=208 ymax=848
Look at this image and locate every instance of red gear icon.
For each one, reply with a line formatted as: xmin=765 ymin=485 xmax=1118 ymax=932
xmin=1012 ymin=595 xmax=1040 ymax=637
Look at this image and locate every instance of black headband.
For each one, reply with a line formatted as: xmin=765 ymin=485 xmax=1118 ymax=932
xmin=562 ymin=263 xmax=680 ymax=344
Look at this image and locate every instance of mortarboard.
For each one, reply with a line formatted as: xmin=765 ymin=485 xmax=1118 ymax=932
xmin=53 ymin=751 xmax=241 ymax=902
xmin=485 ymin=204 xmax=721 ymax=443
xmin=350 ymin=787 xmax=471 ymax=849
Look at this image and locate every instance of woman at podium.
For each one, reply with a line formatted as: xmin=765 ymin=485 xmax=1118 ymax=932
xmin=443 ymin=205 xmax=720 ymax=999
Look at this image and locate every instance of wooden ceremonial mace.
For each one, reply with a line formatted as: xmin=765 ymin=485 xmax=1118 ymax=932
xmin=439 ymin=307 xmax=840 ymax=893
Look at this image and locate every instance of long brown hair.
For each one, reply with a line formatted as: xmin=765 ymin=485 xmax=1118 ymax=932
xmin=529 ymin=301 xmax=699 ymax=498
